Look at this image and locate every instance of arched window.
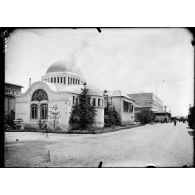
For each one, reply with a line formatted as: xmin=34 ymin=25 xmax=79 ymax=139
xmin=31 ymin=104 xmax=38 ymax=119
xmin=31 ymin=89 xmax=48 ymax=101
xmin=40 ymin=104 xmax=48 ymax=119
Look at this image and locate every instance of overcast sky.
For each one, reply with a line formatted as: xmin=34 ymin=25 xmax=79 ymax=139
xmin=5 ymin=28 xmax=194 ymax=116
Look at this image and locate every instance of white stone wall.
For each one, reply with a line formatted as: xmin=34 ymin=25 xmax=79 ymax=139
xmin=94 ymin=107 xmax=104 ymax=128
xmin=110 ymin=97 xmax=135 ymax=125
xmin=15 ymin=81 xmax=104 ymax=131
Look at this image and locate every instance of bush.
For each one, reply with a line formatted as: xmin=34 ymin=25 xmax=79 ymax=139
xmin=137 ymin=108 xmax=155 ymax=124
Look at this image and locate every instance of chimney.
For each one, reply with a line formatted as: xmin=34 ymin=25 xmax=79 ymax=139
xmin=29 ymin=78 xmax=31 ymax=87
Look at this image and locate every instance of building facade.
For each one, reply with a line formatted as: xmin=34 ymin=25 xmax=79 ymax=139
xmin=105 ymin=90 xmax=135 ymax=125
xmin=155 ymin=112 xmax=171 ymax=122
xmin=127 ymin=92 xmax=163 ymax=112
xmin=5 ymin=82 xmax=23 ymax=124
xmin=15 ymin=60 xmax=104 ymax=131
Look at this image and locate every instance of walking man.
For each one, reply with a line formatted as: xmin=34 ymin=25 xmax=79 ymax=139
xmin=174 ymin=119 xmax=177 ymax=126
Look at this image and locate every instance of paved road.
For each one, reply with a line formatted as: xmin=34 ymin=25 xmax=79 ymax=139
xmin=5 ymin=122 xmax=194 ymax=167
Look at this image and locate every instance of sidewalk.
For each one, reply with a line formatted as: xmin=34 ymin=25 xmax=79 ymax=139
xmin=5 ymin=123 xmax=144 ymax=134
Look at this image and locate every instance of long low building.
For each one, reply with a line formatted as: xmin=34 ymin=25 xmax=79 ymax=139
xmin=154 ymin=112 xmax=171 ymax=122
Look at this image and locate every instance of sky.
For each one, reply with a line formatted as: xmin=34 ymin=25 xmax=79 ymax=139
xmin=5 ymin=28 xmax=194 ymax=116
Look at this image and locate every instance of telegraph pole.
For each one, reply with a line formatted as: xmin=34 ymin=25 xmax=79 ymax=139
xmin=155 ymin=80 xmax=157 ymax=96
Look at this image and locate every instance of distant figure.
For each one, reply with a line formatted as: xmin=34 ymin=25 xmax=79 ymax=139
xmin=174 ymin=119 xmax=177 ymax=126
xmin=98 ymin=161 xmax=103 ymax=168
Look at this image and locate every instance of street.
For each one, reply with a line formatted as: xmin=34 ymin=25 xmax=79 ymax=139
xmin=4 ymin=122 xmax=194 ymax=167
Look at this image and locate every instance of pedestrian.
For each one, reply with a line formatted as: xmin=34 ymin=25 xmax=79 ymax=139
xmin=174 ymin=119 xmax=177 ymax=126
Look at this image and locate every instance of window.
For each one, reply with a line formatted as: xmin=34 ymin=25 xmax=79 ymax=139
xmin=32 ymin=89 xmax=48 ymax=101
xmin=68 ymin=77 xmax=70 ymax=85
xmin=98 ymin=98 xmax=100 ymax=107
xmin=40 ymin=104 xmax=48 ymax=119
xmin=78 ymin=80 xmax=80 ymax=85
xmin=57 ymin=77 xmax=59 ymax=83
xmin=61 ymin=77 xmax=63 ymax=83
xmin=93 ymin=98 xmax=96 ymax=106
xmin=31 ymin=104 xmax=38 ymax=119
xmin=87 ymin=97 xmax=91 ymax=105
xmin=73 ymin=96 xmax=75 ymax=105
xmin=51 ymin=78 xmax=53 ymax=83
xmin=5 ymin=88 xmax=11 ymax=93
xmin=54 ymin=77 xmax=56 ymax=83
xmin=64 ymin=77 xmax=66 ymax=84
xmin=123 ymin=100 xmax=129 ymax=112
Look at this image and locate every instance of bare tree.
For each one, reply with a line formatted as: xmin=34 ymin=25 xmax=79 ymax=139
xmin=48 ymin=105 xmax=61 ymax=131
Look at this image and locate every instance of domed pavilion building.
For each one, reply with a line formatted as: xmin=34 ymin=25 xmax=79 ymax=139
xmin=15 ymin=60 xmax=104 ymax=131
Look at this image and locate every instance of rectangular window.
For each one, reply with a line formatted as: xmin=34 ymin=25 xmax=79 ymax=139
xmin=54 ymin=77 xmax=56 ymax=83
xmin=93 ymin=98 xmax=96 ymax=106
xmin=57 ymin=77 xmax=59 ymax=83
xmin=61 ymin=77 xmax=63 ymax=83
xmin=73 ymin=96 xmax=75 ymax=105
xmin=51 ymin=78 xmax=53 ymax=83
xmin=123 ymin=100 xmax=129 ymax=112
xmin=88 ymin=97 xmax=90 ymax=105
xmin=64 ymin=77 xmax=66 ymax=84
xmin=98 ymin=98 xmax=100 ymax=107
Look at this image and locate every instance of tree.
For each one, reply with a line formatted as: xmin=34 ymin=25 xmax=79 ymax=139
xmin=69 ymin=83 xmax=96 ymax=131
xmin=188 ymin=106 xmax=194 ymax=129
xmin=104 ymin=98 xmax=120 ymax=127
xmin=48 ymin=104 xmax=61 ymax=131
xmin=137 ymin=108 xmax=155 ymax=124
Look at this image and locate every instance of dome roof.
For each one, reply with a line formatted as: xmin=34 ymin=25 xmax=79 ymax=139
xmin=46 ymin=60 xmax=83 ymax=76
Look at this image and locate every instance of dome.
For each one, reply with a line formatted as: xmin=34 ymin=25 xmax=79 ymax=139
xmin=46 ymin=60 xmax=83 ymax=76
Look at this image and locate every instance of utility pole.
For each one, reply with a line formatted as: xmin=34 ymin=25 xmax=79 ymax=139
xmin=155 ymin=80 xmax=157 ymax=96
xmin=29 ymin=78 xmax=31 ymax=87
